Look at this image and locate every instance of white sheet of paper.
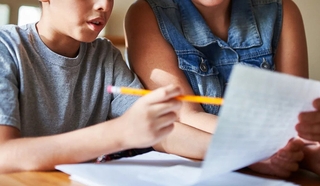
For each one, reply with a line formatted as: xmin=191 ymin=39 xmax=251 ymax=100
xmin=140 ymin=164 xmax=298 ymax=186
xmin=56 ymin=65 xmax=319 ymax=185
xmin=57 ymin=151 xmax=298 ymax=186
xmin=56 ymin=151 xmax=196 ymax=186
xmin=199 ymin=65 xmax=320 ymax=180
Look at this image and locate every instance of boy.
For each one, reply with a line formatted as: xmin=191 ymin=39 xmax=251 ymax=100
xmin=0 ymin=0 xmax=182 ymax=173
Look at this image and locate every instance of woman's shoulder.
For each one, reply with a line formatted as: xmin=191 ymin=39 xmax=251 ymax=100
xmin=282 ymin=0 xmax=301 ymax=12
xmin=127 ymin=0 xmax=153 ymax=18
xmin=129 ymin=0 xmax=176 ymax=10
xmin=126 ymin=0 xmax=159 ymax=30
xmin=280 ymin=0 xmax=303 ymax=25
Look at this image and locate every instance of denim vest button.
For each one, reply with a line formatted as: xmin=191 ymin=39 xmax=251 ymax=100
xmin=261 ymin=59 xmax=270 ymax=69
xmin=200 ymin=60 xmax=208 ymax=72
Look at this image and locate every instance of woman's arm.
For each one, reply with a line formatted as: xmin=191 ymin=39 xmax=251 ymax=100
xmin=125 ymin=0 xmax=218 ymax=134
xmin=274 ymin=0 xmax=308 ymax=77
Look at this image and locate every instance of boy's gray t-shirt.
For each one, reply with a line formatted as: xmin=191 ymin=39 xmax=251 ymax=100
xmin=0 ymin=23 xmax=142 ymax=137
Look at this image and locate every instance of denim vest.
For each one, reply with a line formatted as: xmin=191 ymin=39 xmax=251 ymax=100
xmin=145 ymin=0 xmax=282 ymax=115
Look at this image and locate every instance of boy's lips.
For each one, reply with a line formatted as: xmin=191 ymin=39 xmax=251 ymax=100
xmin=87 ymin=18 xmax=106 ymax=32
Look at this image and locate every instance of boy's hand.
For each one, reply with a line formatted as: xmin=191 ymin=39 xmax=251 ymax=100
xmin=248 ymin=138 xmax=304 ymax=178
xmin=296 ymin=98 xmax=320 ymax=142
xmin=120 ymin=84 xmax=182 ymax=149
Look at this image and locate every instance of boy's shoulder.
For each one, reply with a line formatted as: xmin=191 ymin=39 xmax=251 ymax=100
xmin=88 ymin=37 xmax=122 ymax=54
xmin=0 ymin=23 xmax=32 ymax=34
xmin=0 ymin=24 xmax=19 ymax=31
xmin=0 ymin=23 xmax=34 ymax=44
xmin=93 ymin=37 xmax=114 ymax=46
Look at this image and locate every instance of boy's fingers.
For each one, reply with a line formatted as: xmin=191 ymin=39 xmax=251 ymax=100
xmin=153 ymin=112 xmax=178 ymax=130
xmin=143 ymin=85 xmax=182 ymax=104
xmin=149 ymin=100 xmax=181 ymax=117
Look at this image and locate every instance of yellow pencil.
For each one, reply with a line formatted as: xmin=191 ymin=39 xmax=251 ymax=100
xmin=107 ymin=86 xmax=223 ymax=105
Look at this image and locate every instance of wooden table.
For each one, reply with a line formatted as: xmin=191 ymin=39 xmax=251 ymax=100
xmin=0 ymin=171 xmax=83 ymax=186
xmin=1 ymin=168 xmax=320 ymax=186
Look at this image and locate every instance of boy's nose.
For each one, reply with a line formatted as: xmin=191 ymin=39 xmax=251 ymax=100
xmin=95 ymin=0 xmax=113 ymax=12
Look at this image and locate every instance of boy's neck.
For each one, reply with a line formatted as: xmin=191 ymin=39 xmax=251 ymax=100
xmin=36 ymin=20 xmax=81 ymax=58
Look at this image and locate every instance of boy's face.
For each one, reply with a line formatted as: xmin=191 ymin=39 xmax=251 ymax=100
xmin=40 ymin=0 xmax=114 ymax=42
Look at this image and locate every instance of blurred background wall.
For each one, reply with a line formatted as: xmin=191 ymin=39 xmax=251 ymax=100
xmin=293 ymin=0 xmax=320 ymax=81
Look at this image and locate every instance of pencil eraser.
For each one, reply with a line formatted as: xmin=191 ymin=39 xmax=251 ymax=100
xmin=107 ymin=85 xmax=113 ymax=93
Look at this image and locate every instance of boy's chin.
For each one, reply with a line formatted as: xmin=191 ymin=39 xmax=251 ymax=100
xmin=78 ymin=36 xmax=99 ymax=43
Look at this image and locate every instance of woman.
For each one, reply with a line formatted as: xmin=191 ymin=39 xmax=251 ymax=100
xmin=125 ymin=0 xmax=309 ymax=177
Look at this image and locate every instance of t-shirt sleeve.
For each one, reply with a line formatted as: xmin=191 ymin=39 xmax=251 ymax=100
xmin=0 ymin=40 xmax=21 ymax=129
xmin=107 ymin=46 xmax=143 ymax=119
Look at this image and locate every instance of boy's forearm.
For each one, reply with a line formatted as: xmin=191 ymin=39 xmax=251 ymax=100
xmin=0 ymin=119 xmax=126 ymax=173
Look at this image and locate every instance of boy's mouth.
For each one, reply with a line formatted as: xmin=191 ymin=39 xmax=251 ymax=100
xmin=91 ymin=21 xmax=101 ymax=25
xmin=87 ymin=18 xmax=105 ymax=32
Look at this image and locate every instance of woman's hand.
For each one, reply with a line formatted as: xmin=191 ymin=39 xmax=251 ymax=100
xmin=300 ymin=142 xmax=320 ymax=176
xmin=296 ymin=98 xmax=320 ymax=142
xmin=248 ymin=138 xmax=304 ymax=178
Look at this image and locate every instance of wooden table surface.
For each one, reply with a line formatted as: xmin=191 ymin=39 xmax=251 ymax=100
xmin=1 ymin=168 xmax=320 ymax=186
xmin=0 ymin=171 xmax=83 ymax=186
